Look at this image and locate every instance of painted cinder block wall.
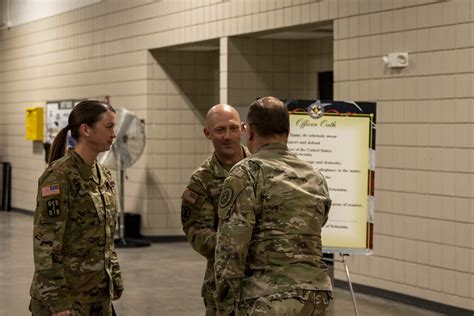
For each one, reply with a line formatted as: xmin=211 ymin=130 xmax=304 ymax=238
xmin=333 ymin=0 xmax=473 ymax=309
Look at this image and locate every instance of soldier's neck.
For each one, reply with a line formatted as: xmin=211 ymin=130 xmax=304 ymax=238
xmin=74 ymin=144 xmax=98 ymax=166
xmin=252 ymin=135 xmax=288 ymax=153
xmin=215 ymin=147 xmax=244 ymax=166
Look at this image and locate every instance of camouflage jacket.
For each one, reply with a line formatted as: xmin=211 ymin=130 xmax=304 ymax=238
xmin=30 ymin=149 xmax=123 ymax=313
xmin=181 ymin=146 xmax=249 ymax=303
xmin=214 ymin=143 xmax=332 ymax=312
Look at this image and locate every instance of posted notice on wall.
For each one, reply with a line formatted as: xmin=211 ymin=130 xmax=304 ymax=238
xmin=288 ymin=113 xmax=370 ymax=251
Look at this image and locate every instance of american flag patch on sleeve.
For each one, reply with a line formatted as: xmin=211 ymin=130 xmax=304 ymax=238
xmin=41 ymin=184 xmax=61 ymax=197
xmin=182 ymin=188 xmax=198 ymax=205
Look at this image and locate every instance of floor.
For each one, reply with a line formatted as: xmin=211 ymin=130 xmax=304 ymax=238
xmin=0 ymin=212 xmax=445 ymax=316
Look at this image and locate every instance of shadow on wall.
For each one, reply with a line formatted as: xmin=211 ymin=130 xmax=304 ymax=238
xmin=226 ymin=36 xmax=333 ymax=106
xmin=133 ymin=170 xmax=171 ymax=236
xmin=150 ymin=47 xmax=220 ymax=121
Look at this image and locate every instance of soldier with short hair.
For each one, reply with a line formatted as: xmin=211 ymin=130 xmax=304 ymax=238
xmin=215 ymin=96 xmax=333 ymax=316
xmin=181 ymin=104 xmax=249 ymax=316
xmin=30 ymin=100 xmax=123 ymax=316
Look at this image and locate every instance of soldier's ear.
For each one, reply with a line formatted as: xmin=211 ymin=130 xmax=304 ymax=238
xmin=247 ymin=124 xmax=255 ymax=141
xmin=203 ymin=127 xmax=211 ymax=140
xmin=79 ymin=123 xmax=91 ymax=138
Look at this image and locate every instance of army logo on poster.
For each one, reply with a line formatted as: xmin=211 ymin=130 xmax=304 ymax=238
xmin=181 ymin=206 xmax=191 ymax=223
xmin=219 ymin=187 xmax=233 ymax=208
xmin=47 ymin=199 xmax=61 ymax=217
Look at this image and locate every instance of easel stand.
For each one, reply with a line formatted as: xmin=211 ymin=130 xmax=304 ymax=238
xmin=324 ymin=253 xmax=359 ymax=316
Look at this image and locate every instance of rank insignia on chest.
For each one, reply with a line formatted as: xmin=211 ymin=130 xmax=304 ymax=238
xmin=46 ymin=199 xmax=61 ymax=217
xmin=42 ymin=184 xmax=60 ymax=197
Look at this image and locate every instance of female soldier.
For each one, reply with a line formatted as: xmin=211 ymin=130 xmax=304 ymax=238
xmin=29 ymin=100 xmax=124 ymax=316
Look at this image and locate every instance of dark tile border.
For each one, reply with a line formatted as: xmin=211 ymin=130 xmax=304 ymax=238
xmin=9 ymin=208 xmax=33 ymax=216
xmin=146 ymin=235 xmax=187 ymax=243
xmin=334 ymin=279 xmax=473 ymax=316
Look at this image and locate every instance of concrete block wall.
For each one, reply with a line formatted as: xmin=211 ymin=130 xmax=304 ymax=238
xmin=225 ymin=36 xmax=333 ymax=106
xmin=144 ymin=49 xmax=218 ymax=235
xmin=333 ymin=0 xmax=474 ymax=309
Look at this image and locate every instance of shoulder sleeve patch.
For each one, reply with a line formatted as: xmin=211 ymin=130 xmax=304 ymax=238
xmin=46 ymin=198 xmax=61 ymax=217
xmin=219 ymin=187 xmax=233 ymax=209
xmin=38 ymin=173 xmax=68 ymax=222
xmin=182 ymin=188 xmax=199 ymax=205
xmin=41 ymin=183 xmax=60 ymax=197
xmin=181 ymin=205 xmax=192 ymax=223
xmin=217 ymin=172 xmax=249 ymax=220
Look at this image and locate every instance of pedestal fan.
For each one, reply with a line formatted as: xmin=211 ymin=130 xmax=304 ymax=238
xmin=99 ymin=108 xmax=149 ymax=247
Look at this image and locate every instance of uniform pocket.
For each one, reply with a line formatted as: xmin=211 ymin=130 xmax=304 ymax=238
xmin=67 ymin=265 xmax=107 ymax=297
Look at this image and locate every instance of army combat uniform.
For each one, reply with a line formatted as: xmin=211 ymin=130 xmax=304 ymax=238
xmin=30 ymin=149 xmax=123 ymax=315
xmin=215 ymin=143 xmax=333 ymax=315
xmin=181 ymin=146 xmax=249 ymax=316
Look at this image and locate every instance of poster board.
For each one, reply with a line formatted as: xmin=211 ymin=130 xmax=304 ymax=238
xmin=286 ymin=100 xmax=376 ymax=255
xmin=45 ymin=100 xmax=80 ymax=146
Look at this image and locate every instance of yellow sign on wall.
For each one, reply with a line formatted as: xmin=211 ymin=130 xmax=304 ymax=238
xmin=25 ymin=107 xmax=44 ymax=141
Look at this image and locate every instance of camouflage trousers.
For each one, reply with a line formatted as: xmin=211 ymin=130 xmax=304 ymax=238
xmin=236 ymin=290 xmax=333 ymax=316
xmin=29 ymin=297 xmax=114 ymax=316
xmin=204 ymin=297 xmax=217 ymax=316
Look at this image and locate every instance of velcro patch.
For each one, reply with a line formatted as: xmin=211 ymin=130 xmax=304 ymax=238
xmin=182 ymin=188 xmax=198 ymax=205
xmin=219 ymin=187 xmax=233 ymax=209
xmin=46 ymin=199 xmax=61 ymax=217
xmin=41 ymin=184 xmax=60 ymax=197
xmin=181 ymin=206 xmax=191 ymax=223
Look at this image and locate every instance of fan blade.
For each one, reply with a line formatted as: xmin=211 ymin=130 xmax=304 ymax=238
xmin=99 ymin=107 xmax=146 ymax=170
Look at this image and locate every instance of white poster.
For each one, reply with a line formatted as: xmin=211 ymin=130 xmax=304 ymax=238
xmin=288 ymin=113 xmax=372 ymax=253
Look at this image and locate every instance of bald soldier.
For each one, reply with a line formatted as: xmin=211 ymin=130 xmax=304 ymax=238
xmin=215 ymin=97 xmax=333 ymax=316
xmin=181 ymin=104 xmax=250 ymax=316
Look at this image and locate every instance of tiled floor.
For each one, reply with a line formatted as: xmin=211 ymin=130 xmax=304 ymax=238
xmin=1 ymin=212 xmax=444 ymax=316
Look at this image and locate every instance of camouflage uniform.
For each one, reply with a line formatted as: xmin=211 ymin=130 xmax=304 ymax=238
xmin=215 ymin=143 xmax=333 ymax=315
xmin=30 ymin=149 xmax=123 ymax=315
xmin=181 ymin=146 xmax=249 ymax=316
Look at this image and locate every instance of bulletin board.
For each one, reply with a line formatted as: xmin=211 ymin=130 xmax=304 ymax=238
xmin=45 ymin=100 xmax=80 ymax=146
xmin=285 ymin=100 xmax=376 ymax=255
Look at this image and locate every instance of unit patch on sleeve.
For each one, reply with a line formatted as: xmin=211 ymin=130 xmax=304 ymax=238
xmin=46 ymin=199 xmax=61 ymax=217
xmin=181 ymin=205 xmax=191 ymax=223
xmin=219 ymin=187 xmax=233 ymax=209
xmin=41 ymin=184 xmax=60 ymax=197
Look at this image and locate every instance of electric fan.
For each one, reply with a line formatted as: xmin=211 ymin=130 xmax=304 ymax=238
xmin=99 ymin=108 xmax=149 ymax=247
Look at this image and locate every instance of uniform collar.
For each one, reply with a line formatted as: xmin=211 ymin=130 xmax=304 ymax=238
xmin=210 ymin=145 xmax=250 ymax=177
xmin=258 ymin=142 xmax=288 ymax=152
xmin=67 ymin=148 xmax=103 ymax=185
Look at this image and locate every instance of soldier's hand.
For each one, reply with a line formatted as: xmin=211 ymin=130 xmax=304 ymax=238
xmin=113 ymin=289 xmax=123 ymax=300
xmin=52 ymin=311 xmax=71 ymax=316
xmin=216 ymin=310 xmax=228 ymax=316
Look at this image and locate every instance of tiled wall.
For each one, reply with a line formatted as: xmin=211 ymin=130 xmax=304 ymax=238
xmin=333 ymin=0 xmax=474 ymax=309
xmin=0 ymin=0 xmax=472 ymax=310
xmin=143 ymin=49 xmax=218 ymax=235
xmin=225 ymin=37 xmax=333 ymax=106
xmin=0 ymin=0 xmax=154 ymax=211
